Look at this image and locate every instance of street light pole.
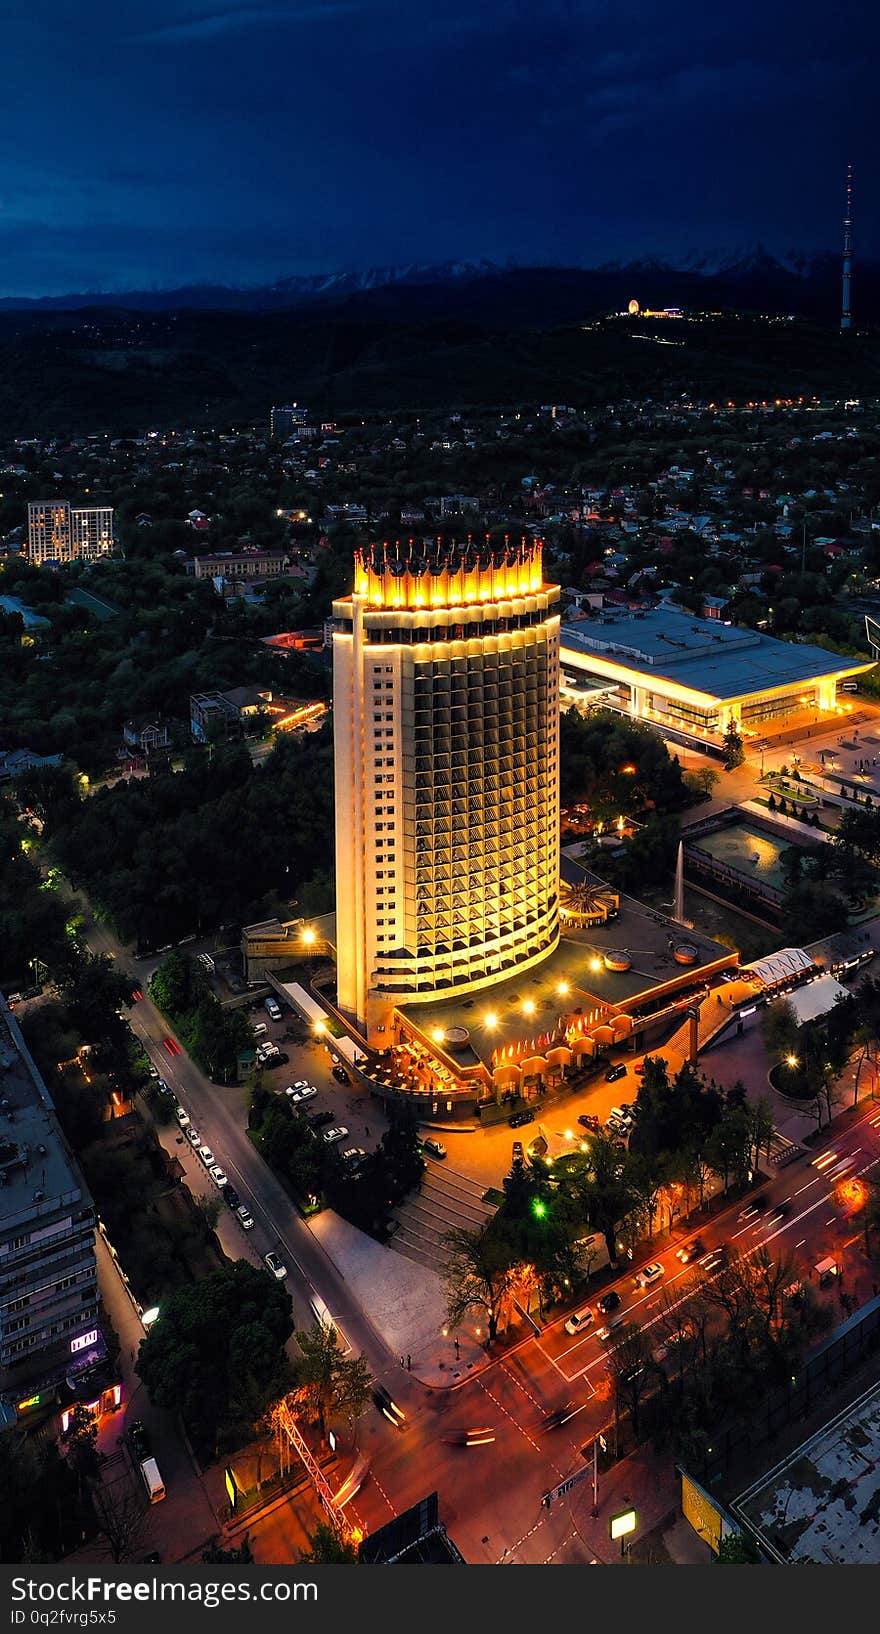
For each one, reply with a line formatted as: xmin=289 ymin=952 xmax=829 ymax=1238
xmin=592 ymin=1435 xmax=599 ymax=1517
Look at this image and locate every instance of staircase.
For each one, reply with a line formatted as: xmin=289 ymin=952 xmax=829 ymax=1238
xmin=390 ymin=1165 xmax=496 ymax=1272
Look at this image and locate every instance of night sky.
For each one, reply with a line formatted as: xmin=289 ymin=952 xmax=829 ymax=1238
xmin=1 ymin=0 xmax=876 ymax=295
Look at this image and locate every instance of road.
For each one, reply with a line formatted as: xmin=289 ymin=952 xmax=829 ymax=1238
xmin=75 ymin=910 xmax=880 ymax=1564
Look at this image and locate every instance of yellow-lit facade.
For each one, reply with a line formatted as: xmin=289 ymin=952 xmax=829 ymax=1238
xmin=333 ymin=540 xmax=561 ymax=1043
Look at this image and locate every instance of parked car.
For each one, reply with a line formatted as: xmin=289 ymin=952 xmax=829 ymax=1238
xmin=236 ymin=1205 xmax=255 ymax=1231
xmin=605 ymin=1063 xmax=627 ymax=1083
xmin=577 ymin=1113 xmax=600 ymax=1131
xmin=176 ymin=1107 xmax=190 ymax=1128
xmin=197 ymin=1145 xmax=215 ymax=1168
xmin=264 ymin=997 xmax=282 ymax=1023
xmin=186 ymin=1127 xmax=202 ymax=1147
xmin=127 ymin=1420 xmax=151 ymax=1461
xmin=509 ymin=1108 xmax=535 ymax=1128
xmin=423 ymin=1138 xmax=447 ymax=1159
xmin=264 ymin=1251 xmax=287 ymax=1280
xmin=223 ymin=1185 xmax=241 ymax=1210
xmin=332 ymin=1064 xmax=349 ymax=1083
xmin=286 ymin=1083 xmax=318 ymax=1104
xmin=322 ymin=1125 xmax=349 ymax=1145
xmin=209 ymin=1165 xmax=228 ymax=1188
xmin=309 ymin=1110 xmax=335 ymax=1130
xmin=512 ymin=1140 xmax=524 ymax=1164
xmin=341 ymin=1147 xmax=367 ymax=1169
xmin=635 ymin=1262 xmax=665 ymax=1288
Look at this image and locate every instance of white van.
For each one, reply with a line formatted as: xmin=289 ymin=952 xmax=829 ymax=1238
xmin=564 ymin=1306 xmax=594 ymax=1336
xmin=253 ymin=1022 xmax=268 ymax=1039
xmin=139 ymin=1456 xmax=165 ymax=1503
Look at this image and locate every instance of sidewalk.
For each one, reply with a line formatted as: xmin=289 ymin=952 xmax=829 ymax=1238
xmin=308 ymin=1210 xmax=485 ymax=1385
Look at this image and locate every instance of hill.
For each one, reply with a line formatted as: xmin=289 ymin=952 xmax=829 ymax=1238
xmin=0 ymin=296 xmax=878 ymax=439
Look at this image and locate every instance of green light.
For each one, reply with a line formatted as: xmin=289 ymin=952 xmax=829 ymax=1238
xmin=532 ymin=1199 xmax=547 ymax=1219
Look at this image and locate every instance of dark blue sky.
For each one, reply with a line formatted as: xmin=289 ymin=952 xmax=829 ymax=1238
xmin=1 ymin=0 xmax=875 ymax=294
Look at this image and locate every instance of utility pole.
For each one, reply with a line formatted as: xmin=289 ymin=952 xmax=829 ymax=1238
xmin=592 ymin=1432 xmax=606 ymax=1517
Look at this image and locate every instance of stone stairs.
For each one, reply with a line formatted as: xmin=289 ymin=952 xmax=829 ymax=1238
xmin=390 ymin=1165 xmax=496 ymax=1272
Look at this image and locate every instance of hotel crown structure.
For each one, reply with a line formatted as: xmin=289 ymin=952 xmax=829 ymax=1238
xmin=560 ymin=608 xmax=875 ymax=744
xmin=333 ymin=538 xmax=561 ymax=1043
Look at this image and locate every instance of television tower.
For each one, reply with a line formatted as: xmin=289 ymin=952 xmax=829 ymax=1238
xmin=841 ymin=162 xmax=853 ymax=331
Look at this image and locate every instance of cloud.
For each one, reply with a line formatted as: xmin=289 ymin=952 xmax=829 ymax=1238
xmin=134 ymin=2 xmax=359 ymax=45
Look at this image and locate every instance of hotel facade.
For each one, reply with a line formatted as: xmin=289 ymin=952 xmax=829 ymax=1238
xmin=332 ymin=539 xmax=561 ymax=1043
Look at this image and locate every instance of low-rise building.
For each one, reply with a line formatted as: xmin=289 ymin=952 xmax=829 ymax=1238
xmin=190 ymin=687 xmax=272 ymax=742
xmin=192 ymin=549 xmax=289 ymax=580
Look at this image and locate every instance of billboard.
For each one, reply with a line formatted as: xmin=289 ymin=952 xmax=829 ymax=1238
xmin=680 ymin=1469 xmax=734 ymax=1554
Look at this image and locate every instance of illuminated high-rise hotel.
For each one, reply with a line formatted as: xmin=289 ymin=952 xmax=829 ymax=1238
xmin=332 ymin=538 xmax=561 ymax=1043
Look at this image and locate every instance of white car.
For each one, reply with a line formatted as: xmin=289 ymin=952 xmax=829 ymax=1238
xmin=176 ymin=1107 xmax=190 ymax=1127
xmin=236 ymin=1205 xmax=255 ymax=1231
xmin=264 ymin=1251 xmax=287 ymax=1281
xmin=341 ymin=1146 xmax=367 ymax=1167
xmin=322 ymin=1125 xmax=349 ymax=1145
xmin=286 ymin=1084 xmax=318 ymax=1104
xmin=186 ymin=1127 xmax=202 ymax=1146
xmin=209 ymin=1165 xmax=228 ymax=1188
xmin=197 ymin=1145 xmax=215 ymax=1168
xmin=635 ymin=1262 xmax=665 ymax=1288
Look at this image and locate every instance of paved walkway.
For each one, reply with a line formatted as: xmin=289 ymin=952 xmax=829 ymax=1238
xmin=308 ymin=1210 xmax=485 ymax=1386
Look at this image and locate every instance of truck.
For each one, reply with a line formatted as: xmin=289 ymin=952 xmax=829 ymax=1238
xmin=139 ymin=1456 xmax=166 ymax=1504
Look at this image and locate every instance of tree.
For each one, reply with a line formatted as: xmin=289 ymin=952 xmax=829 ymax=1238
xmin=202 ymin=1537 xmax=255 ymax=1563
xmin=136 ymin=1260 xmax=295 ymax=1455
xmin=780 ymin=880 xmax=848 ymax=942
xmin=606 ymin=1322 xmax=654 ymax=1443
xmin=762 ymin=999 xmax=799 ymax=1062
xmin=294 ymin=1321 xmax=372 ymax=1441
xmin=715 ymin=1531 xmax=761 ymax=1564
xmin=443 ymin=1222 xmax=515 ymax=1343
xmin=61 ymin=1403 xmax=101 ymax=1488
xmin=722 ymin=723 xmax=745 ymax=770
xmin=299 ymin=1522 xmax=359 ymax=1564
xmin=90 ymin=1476 xmax=153 ymax=1564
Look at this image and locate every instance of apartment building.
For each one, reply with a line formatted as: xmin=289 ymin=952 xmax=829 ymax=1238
xmin=27 ymin=502 xmax=114 ymax=566
xmin=0 ymin=1000 xmax=105 ymax=1429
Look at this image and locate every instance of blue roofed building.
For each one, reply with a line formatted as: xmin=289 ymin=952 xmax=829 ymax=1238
xmin=561 ymin=608 xmax=875 ymax=750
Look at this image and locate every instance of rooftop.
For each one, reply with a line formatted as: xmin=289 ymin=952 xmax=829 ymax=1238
xmin=561 ymin=608 xmax=873 ymax=701
xmin=0 ymin=1003 xmax=91 ymax=1237
xmin=400 ymin=860 xmax=730 ymax=1069
xmin=734 ymin=1369 xmax=880 ymax=1564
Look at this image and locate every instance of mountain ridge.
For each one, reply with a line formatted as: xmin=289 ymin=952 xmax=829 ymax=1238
xmin=0 ymin=247 xmax=867 ymax=320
